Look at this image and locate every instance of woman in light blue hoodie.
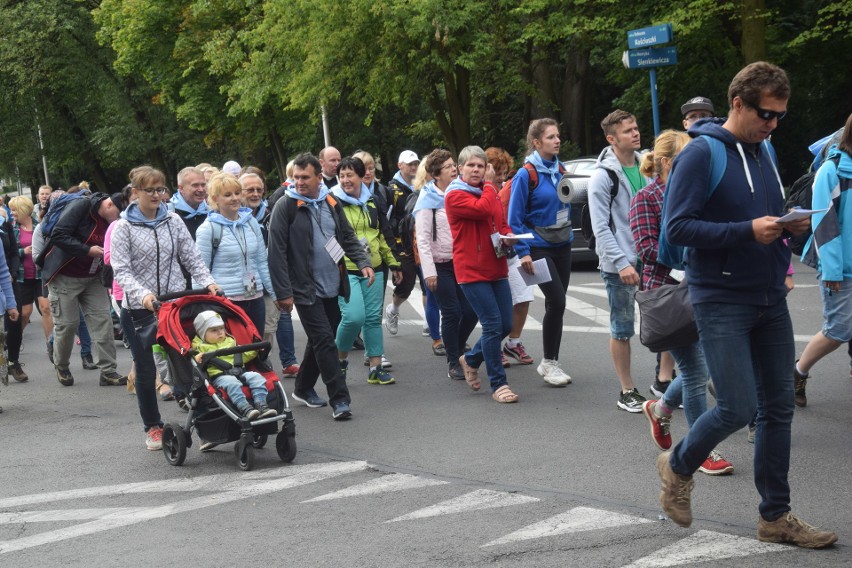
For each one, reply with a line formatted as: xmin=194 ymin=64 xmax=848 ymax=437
xmin=795 ymin=114 xmax=852 ymax=402
xmin=195 ymin=173 xmax=274 ymax=335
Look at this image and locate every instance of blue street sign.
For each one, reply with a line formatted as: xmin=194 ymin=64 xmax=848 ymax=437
xmin=627 ymin=24 xmax=673 ymax=49
xmin=623 ymin=46 xmax=678 ymax=70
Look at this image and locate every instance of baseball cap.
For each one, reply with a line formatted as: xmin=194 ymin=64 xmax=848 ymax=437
xmin=681 ymin=97 xmax=715 ymax=117
xmin=398 ymin=150 xmax=419 ymax=164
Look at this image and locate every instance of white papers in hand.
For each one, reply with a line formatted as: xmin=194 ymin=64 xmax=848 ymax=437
xmin=500 ymin=233 xmax=535 ymax=240
xmin=775 ymin=208 xmax=827 ymax=223
xmin=517 ymin=258 xmax=552 ymax=285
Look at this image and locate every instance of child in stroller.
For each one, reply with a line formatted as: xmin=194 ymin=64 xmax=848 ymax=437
xmin=157 ymin=291 xmax=296 ymax=470
xmin=192 ymin=310 xmax=277 ymax=421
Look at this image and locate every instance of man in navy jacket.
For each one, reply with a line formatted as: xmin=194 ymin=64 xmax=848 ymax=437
xmin=656 ymin=61 xmax=837 ymax=549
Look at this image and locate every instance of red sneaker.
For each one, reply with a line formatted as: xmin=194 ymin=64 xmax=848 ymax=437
xmin=698 ymin=450 xmax=734 ymax=475
xmin=642 ymin=400 xmax=672 ymax=451
xmin=503 ymin=342 xmax=534 ymax=365
xmin=281 ymin=364 xmax=300 ymax=378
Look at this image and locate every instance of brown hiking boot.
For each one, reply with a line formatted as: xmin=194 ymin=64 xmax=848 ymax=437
xmin=793 ymin=364 xmax=808 ymax=407
xmin=758 ymin=512 xmax=838 ymax=549
xmin=657 ymin=451 xmax=694 ymax=527
xmin=9 ymin=362 xmax=28 ymax=383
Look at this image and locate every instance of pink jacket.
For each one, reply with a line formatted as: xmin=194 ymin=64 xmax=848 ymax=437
xmin=104 ymin=221 xmax=123 ymax=301
xmin=415 ymin=206 xmax=453 ymax=280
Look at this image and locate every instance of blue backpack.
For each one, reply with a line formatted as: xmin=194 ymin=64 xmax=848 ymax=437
xmin=34 ymin=193 xmax=86 ymax=268
xmin=658 ymin=136 xmax=778 ymax=270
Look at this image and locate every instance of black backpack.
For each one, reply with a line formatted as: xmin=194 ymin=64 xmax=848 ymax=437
xmin=785 ymin=155 xmax=840 ymax=260
xmin=580 ymin=169 xmax=619 ymax=250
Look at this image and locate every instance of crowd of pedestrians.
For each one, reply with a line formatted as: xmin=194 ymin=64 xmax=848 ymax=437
xmin=0 ymin=58 xmax=844 ymax=551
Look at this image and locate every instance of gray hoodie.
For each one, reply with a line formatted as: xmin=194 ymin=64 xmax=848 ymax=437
xmin=588 ymin=147 xmax=648 ymax=273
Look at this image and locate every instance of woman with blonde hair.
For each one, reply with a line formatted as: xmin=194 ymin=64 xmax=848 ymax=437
xmin=630 ymin=129 xmax=733 ymax=475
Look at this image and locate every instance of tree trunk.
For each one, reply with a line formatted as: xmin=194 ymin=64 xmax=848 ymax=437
xmin=741 ymin=0 xmax=767 ymax=63
xmin=561 ymin=48 xmax=591 ymax=154
xmin=269 ymin=128 xmax=288 ymax=181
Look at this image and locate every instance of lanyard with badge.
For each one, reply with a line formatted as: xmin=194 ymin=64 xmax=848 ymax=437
xmin=313 ymin=202 xmax=345 ymax=264
xmin=234 ymin=224 xmax=258 ymax=296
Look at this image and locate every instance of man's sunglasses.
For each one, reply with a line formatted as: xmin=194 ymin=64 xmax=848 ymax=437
xmin=746 ymin=102 xmax=787 ymax=122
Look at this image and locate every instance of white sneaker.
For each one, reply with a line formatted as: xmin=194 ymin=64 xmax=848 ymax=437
xmin=384 ymin=303 xmax=399 ymax=335
xmin=537 ymin=359 xmax=571 ymax=386
xmin=365 ymin=355 xmax=393 ymax=369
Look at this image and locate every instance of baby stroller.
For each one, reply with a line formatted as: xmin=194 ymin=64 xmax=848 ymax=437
xmin=155 ymin=289 xmax=296 ymax=470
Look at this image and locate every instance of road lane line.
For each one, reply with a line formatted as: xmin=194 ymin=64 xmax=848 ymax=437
xmin=303 ymin=473 xmax=447 ymax=503
xmin=483 ymin=506 xmax=653 ymax=547
xmin=386 ymin=489 xmax=539 ymax=523
xmin=621 ymin=530 xmax=786 ymax=567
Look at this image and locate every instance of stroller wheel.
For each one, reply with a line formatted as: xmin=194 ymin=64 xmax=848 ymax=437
xmin=276 ymin=431 xmax=297 ymax=463
xmin=234 ymin=438 xmax=255 ymax=471
xmin=162 ymin=424 xmax=187 ymax=466
xmin=252 ymin=433 xmax=268 ymax=449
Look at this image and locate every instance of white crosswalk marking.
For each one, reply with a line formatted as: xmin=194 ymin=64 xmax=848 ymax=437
xmin=483 ymin=506 xmax=653 ymax=547
xmin=620 ymin=529 xmax=787 ymax=567
xmin=0 ymin=508 xmax=150 ymax=523
xmin=386 ymin=489 xmax=539 ymax=523
xmin=302 ymin=473 xmax=447 ymax=502
xmin=0 ymin=461 xmax=368 ymax=555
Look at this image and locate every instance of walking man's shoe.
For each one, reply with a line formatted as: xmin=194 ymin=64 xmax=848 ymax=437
xmin=56 ymin=367 xmax=74 ymax=386
xmin=657 ymin=451 xmax=694 ymax=527
xmin=81 ymin=354 xmax=98 ymax=370
xmin=757 ymin=512 xmax=838 ymax=549
xmin=292 ymin=389 xmax=327 ymax=408
xmin=99 ymin=371 xmax=128 ymax=386
xmin=9 ymin=362 xmax=28 ymax=383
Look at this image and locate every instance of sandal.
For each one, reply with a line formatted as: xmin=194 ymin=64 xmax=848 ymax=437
xmin=157 ymin=382 xmax=174 ymax=401
xmin=458 ymin=355 xmax=480 ymax=391
xmin=492 ymin=385 xmax=519 ymax=403
xmin=432 ymin=343 xmax=446 ymax=357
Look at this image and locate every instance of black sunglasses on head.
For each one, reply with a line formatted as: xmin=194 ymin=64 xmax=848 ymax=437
xmin=745 ymin=101 xmax=787 ymax=122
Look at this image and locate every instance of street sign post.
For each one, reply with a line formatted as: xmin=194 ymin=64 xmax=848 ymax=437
xmin=624 ymin=24 xmax=677 ymax=137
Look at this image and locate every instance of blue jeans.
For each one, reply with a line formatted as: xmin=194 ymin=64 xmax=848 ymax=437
xmin=662 ymin=342 xmax=709 ymax=427
xmin=425 ymin=286 xmax=441 ymax=340
xmin=276 ymin=310 xmax=297 ymax=367
xmin=670 ymin=300 xmax=795 ymax=521
xmin=78 ymin=310 xmax=92 ymax=357
xmin=433 ymin=261 xmax=478 ymax=364
xmin=460 ymin=280 xmax=512 ymax=392
xmin=212 ymin=371 xmax=268 ymax=410
xmin=600 ymin=270 xmax=636 ymax=340
xmin=336 ymin=272 xmax=385 ymax=357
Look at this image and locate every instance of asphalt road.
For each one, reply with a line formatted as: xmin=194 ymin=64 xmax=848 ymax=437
xmin=0 ymin=259 xmax=849 ymax=567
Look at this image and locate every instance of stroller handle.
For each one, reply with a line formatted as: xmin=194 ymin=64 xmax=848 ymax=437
xmin=156 ymin=288 xmax=222 ymax=303
xmin=204 ymin=341 xmax=271 ymax=359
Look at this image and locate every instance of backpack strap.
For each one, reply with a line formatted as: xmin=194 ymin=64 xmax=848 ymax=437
xmin=209 ymin=222 xmax=223 ymax=269
xmin=699 ymin=135 xmax=727 ymax=195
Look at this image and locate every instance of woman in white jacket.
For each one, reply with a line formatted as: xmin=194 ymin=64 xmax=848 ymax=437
xmin=415 ymin=149 xmax=478 ymax=380
xmin=111 ymin=166 xmax=219 ymax=452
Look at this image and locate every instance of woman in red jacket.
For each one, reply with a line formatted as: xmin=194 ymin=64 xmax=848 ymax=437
xmin=444 ymin=146 xmax=519 ymax=403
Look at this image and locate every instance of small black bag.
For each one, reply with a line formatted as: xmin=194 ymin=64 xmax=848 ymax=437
xmin=635 ymin=279 xmax=698 ymax=353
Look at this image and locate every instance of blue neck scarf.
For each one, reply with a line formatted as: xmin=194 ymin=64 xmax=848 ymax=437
xmin=284 ymin=185 xmax=330 ymax=209
xmin=444 ymin=177 xmax=483 ymax=196
xmin=252 ymin=200 xmax=268 ymax=221
xmin=332 ymin=183 xmax=372 ymax=208
xmin=413 ymin=180 xmax=446 ymax=213
xmin=392 ymin=171 xmax=413 ymax=191
xmin=124 ymin=202 xmax=170 ymax=227
xmin=170 ymin=192 xmax=209 ymax=218
xmin=525 ymin=151 xmax=562 ymax=188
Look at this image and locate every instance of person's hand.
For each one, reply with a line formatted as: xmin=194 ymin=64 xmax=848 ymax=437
xmin=778 ymin=216 xmax=810 ymax=237
xmin=276 ymin=297 xmax=294 ymax=313
xmin=142 ymin=293 xmax=157 ymax=312
xmin=484 ymin=163 xmax=497 ymax=184
xmin=752 ymin=216 xmax=784 ymax=244
xmin=826 ymin=280 xmax=842 ymax=293
xmin=362 ymin=266 xmax=375 ymax=286
xmin=23 ymin=245 xmax=32 ymax=255
xmin=207 ymin=283 xmax=223 ymax=296
xmin=88 ymin=246 xmax=104 ymax=258
xmin=425 ymin=275 xmax=437 ymax=292
xmin=392 ymin=269 xmax=404 ymax=287
xmin=785 ymin=275 xmax=795 ymax=293
xmin=501 ymin=233 xmax=518 ymax=246
xmin=194 ymin=353 xmax=203 ymax=364
xmin=619 ymin=265 xmax=640 ymax=286
xmin=520 ymin=255 xmax=534 ymax=274
xmin=6 ymin=308 xmax=18 ymax=322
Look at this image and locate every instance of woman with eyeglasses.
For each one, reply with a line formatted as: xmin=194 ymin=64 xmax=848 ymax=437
xmin=415 ymin=149 xmax=478 ymax=380
xmin=195 ymin=172 xmax=273 ymax=336
xmin=445 ymin=145 xmax=519 ymax=403
xmin=111 ymin=166 xmax=219 ymax=451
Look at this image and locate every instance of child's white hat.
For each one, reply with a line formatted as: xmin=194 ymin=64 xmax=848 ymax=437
xmin=194 ymin=310 xmax=225 ymax=338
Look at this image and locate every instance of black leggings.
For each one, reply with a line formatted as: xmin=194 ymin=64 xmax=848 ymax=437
xmin=4 ymin=281 xmax=22 ymax=363
xmin=530 ymin=244 xmax=572 ymax=360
